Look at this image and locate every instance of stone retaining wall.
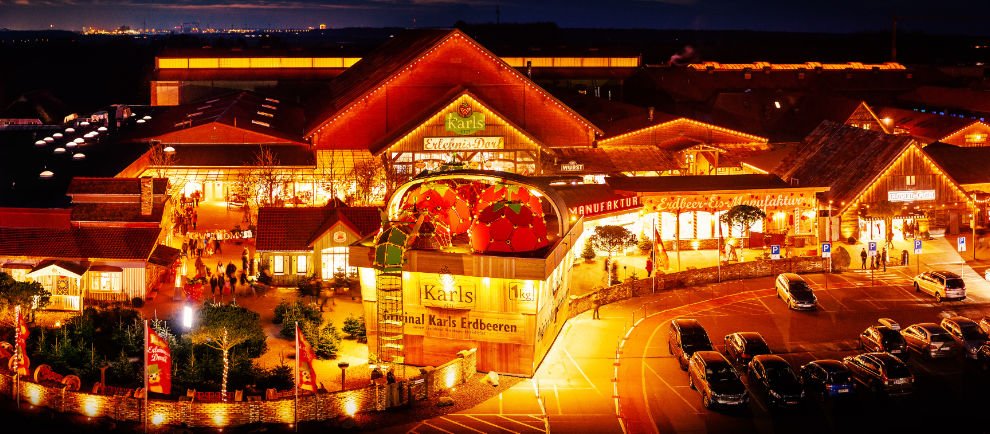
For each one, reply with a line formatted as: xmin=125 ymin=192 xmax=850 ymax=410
xmin=0 ymin=348 xmax=477 ymax=429
xmin=569 ymin=257 xmax=827 ymax=318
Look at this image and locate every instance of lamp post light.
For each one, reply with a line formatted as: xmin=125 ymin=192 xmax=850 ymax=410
xmin=338 ymin=361 xmax=350 ymax=391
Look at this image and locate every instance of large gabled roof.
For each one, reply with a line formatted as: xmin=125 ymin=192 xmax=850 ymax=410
xmin=776 ymin=121 xmax=916 ymax=207
xmin=876 ymin=106 xmax=983 ymax=143
xmin=141 ymin=91 xmax=306 ymax=144
xmin=256 ymin=204 xmax=381 ymax=252
xmin=924 ymin=142 xmax=990 ymax=185
xmin=0 ymin=226 xmax=162 ymax=260
xmin=305 ymin=28 xmax=602 ymax=139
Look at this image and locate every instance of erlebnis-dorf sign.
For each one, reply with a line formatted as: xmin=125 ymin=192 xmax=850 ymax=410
xmin=647 ymin=192 xmax=815 ymax=212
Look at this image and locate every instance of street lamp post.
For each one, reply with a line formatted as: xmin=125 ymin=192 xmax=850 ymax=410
xmin=338 ymin=361 xmax=350 ymax=391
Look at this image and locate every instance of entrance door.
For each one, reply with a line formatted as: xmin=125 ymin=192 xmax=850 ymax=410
xmin=42 ymin=275 xmax=81 ymax=311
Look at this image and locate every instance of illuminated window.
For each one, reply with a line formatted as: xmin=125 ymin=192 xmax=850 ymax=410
xmin=905 ymin=175 xmax=916 ymax=186
xmin=256 ymin=111 xmax=274 ymax=118
xmin=251 ymin=120 xmax=270 ymax=127
xmin=273 ymin=255 xmax=284 ymax=274
xmin=321 ymin=247 xmax=354 ymax=280
xmin=265 ymin=97 xmax=280 ymax=104
xmin=296 ymin=255 xmax=307 ymax=274
xmin=261 ymin=104 xmax=277 ymax=111
xmin=964 ymin=133 xmax=986 ymax=145
xmin=89 ymin=271 xmax=122 ymax=292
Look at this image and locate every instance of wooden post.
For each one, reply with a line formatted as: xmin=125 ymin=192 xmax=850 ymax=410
xmin=143 ymin=320 xmax=148 ymax=433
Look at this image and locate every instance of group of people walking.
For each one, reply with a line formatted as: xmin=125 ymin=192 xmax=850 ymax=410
xmin=860 ymin=246 xmax=890 ymax=271
xmin=183 ymin=231 xmax=224 ymax=258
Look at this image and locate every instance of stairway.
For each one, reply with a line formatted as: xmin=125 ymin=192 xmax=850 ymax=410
xmin=376 ymin=270 xmax=405 ymax=365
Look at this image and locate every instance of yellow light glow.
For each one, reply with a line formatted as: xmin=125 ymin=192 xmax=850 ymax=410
xmin=27 ymin=386 xmax=41 ymax=405
xmin=212 ymin=413 xmax=225 ymax=426
xmin=152 ymin=413 xmax=165 ymax=426
xmin=690 ymin=239 xmax=701 ymax=250
xmin=344 ymin=398 xmax=358 ymax=417
xmin=83 ymin=396 xmax=100 ymax=417
xmin=445 ymin=368 xmax=458 ymax=388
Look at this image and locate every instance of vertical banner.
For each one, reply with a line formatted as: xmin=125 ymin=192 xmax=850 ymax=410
xmin=296 ymin=324 xmax=317 ymax=392
xmin=146 ymin=323 xmax=173 ymax=395
xmin=14 ymin=305 xmax=30 ymax=376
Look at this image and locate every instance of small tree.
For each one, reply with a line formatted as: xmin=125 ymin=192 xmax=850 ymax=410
xmin=590 ymin=225 xmax=637 ymax=259
xmin=0 ymin=272 xmax=50 ymax=324
xmin=251 ymin=147 xmax=290 ymax=207
xmin=188 ymin=303 xmax=266 ymax=401
xmin=581 ymin=239 xmax=596 ymax=262
xmin=721 ymin=205 xmax=767 ymax=240
xmin=350 ymin=158 xmax=384 ymax=205
xmin=637 ymin=234 xmax=654 ymax=253
xmin=866 ymin=200 xmax=900 ymax=247
xmin=342 ymin=314 xmax=366 ymax=341
xmin=832 ymin=246 xmax=851 ymax=271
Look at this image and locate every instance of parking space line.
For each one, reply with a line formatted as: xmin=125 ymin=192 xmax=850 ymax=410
xmin=497 ymin=415 xmax=543 ymax=432
xmin=420 ymin=421 xmax=456 ymax=434
xmin=440 ymin=416 xmax=489 ymax=433
xmin=562 ymin=347 xmax=603 ymax=395
xmin=643 ymin=360 xmax=703 ymax=414
xmin=460 ymin=415 xmax=522 ymax=433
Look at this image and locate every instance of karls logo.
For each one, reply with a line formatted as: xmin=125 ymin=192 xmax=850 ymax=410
xmin=445 ymin=102 xmax=486 ymax=135
xmin=421 ymin=283 xmax=476 ymax=308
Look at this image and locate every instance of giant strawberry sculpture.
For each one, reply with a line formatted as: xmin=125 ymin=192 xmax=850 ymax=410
xmin=470 ymin=199 xmax=548 ymax=253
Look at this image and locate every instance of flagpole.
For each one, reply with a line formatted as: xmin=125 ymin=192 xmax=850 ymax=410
xmin=144 ymin=320 xmax=149 ymax=433
xmin=294 ymin=321 xmax=299 ymax=432
xmin=652 ymin=217 xmax=657 ymax=294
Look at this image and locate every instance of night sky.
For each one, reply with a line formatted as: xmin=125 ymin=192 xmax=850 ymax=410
xmin=0 ymin=0 xmax=987 ymax=35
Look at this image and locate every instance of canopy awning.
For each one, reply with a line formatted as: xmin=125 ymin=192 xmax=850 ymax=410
xmin=27 ymin=260 xmax=90 ymax=279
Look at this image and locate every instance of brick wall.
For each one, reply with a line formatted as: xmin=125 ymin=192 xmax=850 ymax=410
xmin=0 ymin=348 xmax=478 ymax=429
xmin=569 ymin=257 xmax=827 ymax=318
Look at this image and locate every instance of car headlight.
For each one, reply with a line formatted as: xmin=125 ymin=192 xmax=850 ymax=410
xmin=769 ymin=390 xmax=781 ymax=399
xmin=970 ymin=347 xmax=979 ymax=354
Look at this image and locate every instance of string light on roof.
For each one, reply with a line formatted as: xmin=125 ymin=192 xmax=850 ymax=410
xmin=43 ymin=137 xmax=54 ymax=143
xmin=53 ymin=133 xmax=63 ymax=138
xmin=39 ymin=170 xmax=54 ymax=179
xmin=143 ymin=115 xmax=152 ymax=120
xmin=97 ymin=126 xmax=107 ymax=132
xmin=66 ymin=142 xmax=77 ymax=148
xmin=80 ymin=121 xmax=90 ymax=126
xmin=72 ymin=153 xmax=86 ymax=160
xmin=73 ymin=138 xmax=85 ymax=144
xmin=34 ymin=140 xmax=46 ymax=146
xmin=65 ymin=127 xmax=75 ymax=133
xmin=163 ymin=146 xmax=176 ymax=153
xmin=136 ymin=119 xmax=146 ymax=124
xmin=54 ymin=147 xmax=66 ymax=154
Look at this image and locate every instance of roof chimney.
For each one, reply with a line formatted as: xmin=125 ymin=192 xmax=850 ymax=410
xmin=648 ymin=107 xmax=655 ymax=122
xmin=140 ymin=177 xmax=153 ymax=216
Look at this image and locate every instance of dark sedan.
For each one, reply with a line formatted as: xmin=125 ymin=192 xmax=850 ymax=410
xmin=748 ymin=355 xmax=804 ymax=407
xmin=843 ymin=352 xmax=914 ymax=397
xmin=724 ymin=332 xmax=772 ymax=366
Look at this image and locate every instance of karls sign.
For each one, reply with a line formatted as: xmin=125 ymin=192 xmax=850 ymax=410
xmin=445 ymin=102 xmax=486 ymax=135
xmin=649 ymin=193 xmax=813 ymax=212
xmin=420 ymin=275 xmax=476 ymax=309
xmin=568 ymin=195 xmax=641 ymax=218
xmin=888 ymin=190 xmax=935 ymax=202
xmin=424 ymin=136 xmax=504 ymax=151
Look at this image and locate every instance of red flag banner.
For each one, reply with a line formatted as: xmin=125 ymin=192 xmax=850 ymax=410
xmin=654 ymin=227 xmax=670 ymax=271
xmin=296 ymin=324 xmax=317 ymax=392
xmin=14 ymin=306 xmax=30 ymax=376
xmin=146 ymin=325 xmax=172 ymax=395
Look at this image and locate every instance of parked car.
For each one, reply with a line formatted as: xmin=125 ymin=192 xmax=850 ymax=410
xmin=724 ymin=332 xmax=772 ymax=366
xmin=842 ymin=352 xmax=914 ymax=397
xmin=775 ymin=273 xmax=817 ymax=310
xmin=912 ymin=271 xmax=966 ymax=303
xmin=747 ymin=355 xmax=804 ymax=407
xmin=668 ymin=319 xmax=714 ymax=370
xmin=688 ymin=351 xmax=749 ymax=409
xmin=877 ymin=318 xmax=900 ymax=331
xmin=901 ymin=323 xmax=959 ymax=359
xmin=939 ymin=316 xmax=988 ymax=360
xmin=799 ymin=359 xmax=855 ymax=399
xmin=977 ymin=344 xmax=990 ymax=370
xmin=979 ymin=317 xmax=990 ymax=337
xmin=859 ymin=325 xmax=909 ymax=358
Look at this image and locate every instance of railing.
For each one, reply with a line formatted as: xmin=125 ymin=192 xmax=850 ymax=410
xmin=46 ymin=295 xmax=80 ymax=311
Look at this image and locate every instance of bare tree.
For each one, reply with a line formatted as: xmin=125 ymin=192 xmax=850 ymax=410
xmin=350 ymin=157 xmax=383 ymax=206
xmin=250 ymin=147 xmax=290 ymax=207
xmin=316 ymin=149 xmax=342 ymax=205
xmin=381 ymin=154 xmax=411 ymax=203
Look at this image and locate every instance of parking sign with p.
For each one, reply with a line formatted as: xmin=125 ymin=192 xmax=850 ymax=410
xmin=914 ymin=239 xmax=922 ymax=254
xmin=770 ymin=244 xmax=781 ymax=260
xmin=868 ymin=241 xmax=877 ymax=256
xmin=821 ymin=242 xmax=831 ymax=258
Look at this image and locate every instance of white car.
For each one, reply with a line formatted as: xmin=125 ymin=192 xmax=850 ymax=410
xmin=912 ymin=271 xmax=966 ymax=303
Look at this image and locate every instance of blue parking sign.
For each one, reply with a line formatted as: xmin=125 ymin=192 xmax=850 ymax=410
xmin=958 ymin=237 xmax=966 ymax=252
xmin=821 ymin=242 xmax=831 ymax=258
xmin=914 ymin=239 xmax=922 ymax=254
xmin=770 ymin=244 xmax=781 ymax=260
xmin=868 ymin=241 xmax=877 ymax=256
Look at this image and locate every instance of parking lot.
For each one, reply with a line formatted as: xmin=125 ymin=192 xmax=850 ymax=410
xmin=620 ymin=269 xmax=990 ymax=434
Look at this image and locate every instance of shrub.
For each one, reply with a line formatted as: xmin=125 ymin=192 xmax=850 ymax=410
xmin=342 ymin=314 xmax=366 ymax=342
xmin=637 ymin=235 xmax=653 ymax=253
xmin=832 ymin=246 xmax=851 ymax=271
xmin=276 ymin=301 xmax=322 ymax=338
xmin=131 ymin=297 xmax=144 ymax=308
xmin=581 ymin=239 xmax=596 ymax=262
xmin=310 ymin=321 xmax=342 ymax=360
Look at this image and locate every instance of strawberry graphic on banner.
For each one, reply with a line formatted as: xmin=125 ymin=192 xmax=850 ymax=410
xmin=654 ymin=226 xmax=670 ymax=271
xmin=296 ymin=324 xmax=317 ymax=392
xmin=146 ymin=324 xmax=172 ymax=394
xmin=13 ymin=305 xmax=30 ymax=376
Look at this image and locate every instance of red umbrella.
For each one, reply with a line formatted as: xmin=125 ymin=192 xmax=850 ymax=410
xmin=470 ymin=200 xmax=548 ymax=253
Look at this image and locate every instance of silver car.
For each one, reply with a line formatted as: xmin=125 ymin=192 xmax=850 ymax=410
xmin=901 ymin=323 xmax=959 ymax=359
xmin=775 ymin=273 xmax=817 ymax=310
xmin=940 ymin=316 xmax=988 ymax=360
xmin=912 ymin=271 xmax=966 ymax=303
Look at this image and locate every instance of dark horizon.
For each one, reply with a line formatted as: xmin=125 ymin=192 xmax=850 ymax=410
xmin=1 ymin=0 xmax=990 ymax=37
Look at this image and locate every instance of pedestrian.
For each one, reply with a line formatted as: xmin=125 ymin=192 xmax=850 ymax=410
xmin=192 ymin=190 xmax=200 ymax=207
xmin=592 ymin=292 xmax=601 ymax=320
xmin=226 ymin=261 xmax=237 ymax=291
xmin=209 ymin=272 xmax=219 ymax=302
xmin=191 ymin=210 xmax=198 ymax=230
xmin=216 ymin=261 xmax=224 ymax=275
xmin=386 ymin=370 xmax=396 ymax=384
xmin=860 ymin=248 xmax=867 ymax=270
xmin=370 ymin=367 xmax=384 ymax=383
xmin=196 ymin=237 xmax=204 ymax=258
xmin=901 ymin=249 xmax=909 ymax=266
xmin=241 ymin=247 xmax=249 ymax=273
xmin=214 ymin=237 xmax=222 ymax=255
xmin=645 ymin=257 xmax=654 ymax=277
xmin=881 ymin=248 xmax=887 ymax=272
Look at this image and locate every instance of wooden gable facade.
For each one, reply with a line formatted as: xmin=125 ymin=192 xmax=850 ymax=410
xmin=308 ymin=30 xmax=600 ymax=152
xmin=151 ymin=122 xmax=302 ymax=145
xmin=844 ymin=102 xmax=890 ymax=134
xmin=379 ymin=92 xmax=552 ymax=175
xmin=838 ymin=142 xmax=973 ymax=239
xmin=598 ymin=118 xmax=768 ymax=149
xmin=941 ymin=122 xmax=990 ymax=147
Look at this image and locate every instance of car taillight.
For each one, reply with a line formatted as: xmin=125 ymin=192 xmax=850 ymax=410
xmin=883 ymin=376 xmax=893 ymax=386
xmin=741 ymin=353 xmax=748 ymax=359
xmin=824 ymin=383 xmax=832 ymax=390
xmin=929 ymin=344 xmax=938 ymax=350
